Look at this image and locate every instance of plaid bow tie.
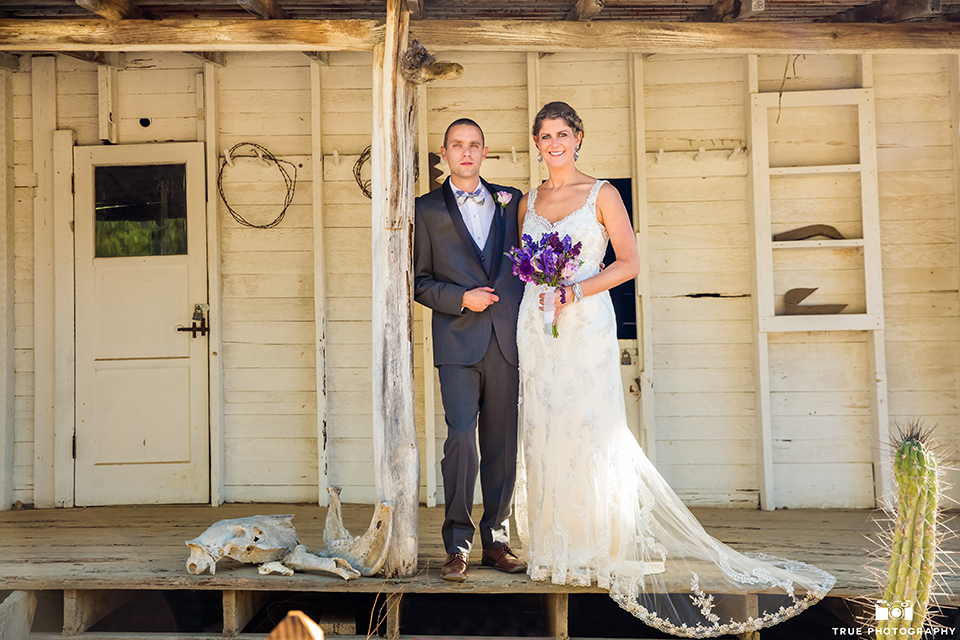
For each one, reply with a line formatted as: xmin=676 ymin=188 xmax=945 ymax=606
xmin=454 ymin=186 xmax=485 ymax=206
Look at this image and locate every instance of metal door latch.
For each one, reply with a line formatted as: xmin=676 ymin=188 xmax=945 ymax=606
xmin=177 ymin=303 xmax=210 ymax=338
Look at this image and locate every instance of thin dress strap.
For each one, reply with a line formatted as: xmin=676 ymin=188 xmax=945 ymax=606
xmin=527 ymin=186 xmax=539 ymax=212
xmin=586 ymin=179 xmax=605 ymax=210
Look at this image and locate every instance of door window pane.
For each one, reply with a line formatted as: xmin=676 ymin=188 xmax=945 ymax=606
xmin=95 ymin=164 xmax=187 ymax=257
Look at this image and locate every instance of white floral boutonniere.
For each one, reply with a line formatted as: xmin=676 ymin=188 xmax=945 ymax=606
xmin=495 ymin=190 xmax=512 ymax=216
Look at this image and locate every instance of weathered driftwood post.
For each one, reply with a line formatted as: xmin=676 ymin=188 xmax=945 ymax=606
xmin=370 ymin=0 xmax=462 ymax=578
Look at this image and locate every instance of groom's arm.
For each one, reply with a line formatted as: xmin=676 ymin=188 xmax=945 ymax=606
xmin=413 ymin=203 xmax=468 ymax=316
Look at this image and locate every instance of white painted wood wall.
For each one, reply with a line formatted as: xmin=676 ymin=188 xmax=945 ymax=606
xmin=5 ymin=51 xmax=960 ymax=509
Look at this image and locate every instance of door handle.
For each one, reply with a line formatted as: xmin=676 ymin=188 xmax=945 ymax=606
xmin=177 ymin=304 xmax=210 ymax=338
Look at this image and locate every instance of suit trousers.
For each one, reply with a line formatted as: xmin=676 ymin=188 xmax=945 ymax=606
xmin=437 ymin=329 xmax=519 ymax=555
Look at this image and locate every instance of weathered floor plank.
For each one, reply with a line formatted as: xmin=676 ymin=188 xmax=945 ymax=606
xmin=0 ymin=504 xmax=953 ymax=602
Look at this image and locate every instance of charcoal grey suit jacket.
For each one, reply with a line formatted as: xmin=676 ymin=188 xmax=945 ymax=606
xmin=414 ymin=177 xmax=524 ymax=367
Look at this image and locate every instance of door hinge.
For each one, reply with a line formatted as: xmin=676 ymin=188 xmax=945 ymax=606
xmin=71 ymin=172 xmax=75 ymax=195
xmin=72 ymin=434 xmax=76 ymax=459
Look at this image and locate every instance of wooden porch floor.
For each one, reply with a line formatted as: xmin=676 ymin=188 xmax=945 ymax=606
xmin=1 ymin=503 xmax=955 ymax=598
xmin=0 ymin=503 xmax=957 ymax=636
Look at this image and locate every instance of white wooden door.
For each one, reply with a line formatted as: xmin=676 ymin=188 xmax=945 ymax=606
xmin=74 ymin=142 xmax=209 ymax=505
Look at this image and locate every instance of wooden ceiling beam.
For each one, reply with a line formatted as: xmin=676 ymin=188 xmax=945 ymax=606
xmin=0 ymin=19 xmax=382 ymax=52
xmin=822 ymin=0 xmax=940 ymax=22
xmin=565 ymin=0 xmax=605 ymax=21
xmin=75 ymin=0 xmax=145 ymax=20
xmin=689 ymin=0 xmax=764 ymax=22
xmin=2 ymin=20 xmax=960 ymax=54
xmin=408 ymin=0 xmax=424 ymax=20
xmin=237 ymin=0 xmax=289 ymax=20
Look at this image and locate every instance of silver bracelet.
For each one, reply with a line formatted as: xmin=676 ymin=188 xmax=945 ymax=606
xmin=573 ymin=282 xmax=583 ymax=303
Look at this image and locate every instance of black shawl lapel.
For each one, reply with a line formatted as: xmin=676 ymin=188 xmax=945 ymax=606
xmin=481 ymin=177 xmax=506 ymax=286
xmin=441 ymin=177 xmax=484 ymax=266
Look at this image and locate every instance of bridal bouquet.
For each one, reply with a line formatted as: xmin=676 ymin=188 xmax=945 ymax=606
xmin=507 ymin=232 xmax=583 ymax=338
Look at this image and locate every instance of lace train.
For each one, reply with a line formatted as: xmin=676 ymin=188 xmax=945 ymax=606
xmin=515 ymin=180 xmax=835 ymax=638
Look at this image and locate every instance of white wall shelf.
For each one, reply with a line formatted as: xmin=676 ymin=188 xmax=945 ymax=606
xmin=771 ymin=239 xmax=864 ymax=249
xmin=759 ymin=314 xmax=882 ymax=333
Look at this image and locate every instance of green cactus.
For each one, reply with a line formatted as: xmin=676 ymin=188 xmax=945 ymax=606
xmin=877 ymin=422 xmax=939 ymax=633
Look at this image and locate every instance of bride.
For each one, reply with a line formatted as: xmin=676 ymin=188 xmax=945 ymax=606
xmin=514 ymin=101 xmax=835 ymax=638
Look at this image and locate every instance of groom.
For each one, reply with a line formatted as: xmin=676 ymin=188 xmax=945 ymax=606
xmin=413 ymin=119 xmax=526 ymax=582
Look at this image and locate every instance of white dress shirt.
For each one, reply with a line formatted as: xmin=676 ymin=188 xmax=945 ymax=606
xmin=456 ymin=184 xmax=495 ymax=250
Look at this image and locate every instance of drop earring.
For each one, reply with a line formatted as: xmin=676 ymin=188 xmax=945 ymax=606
xmin=574 ymin=146 xmax=580 ymax=161
xmin=537 ymin=151 xmax=543 ymax=163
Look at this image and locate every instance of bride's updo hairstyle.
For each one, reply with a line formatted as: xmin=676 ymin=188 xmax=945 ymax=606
xmin=533 ymin=101 xmax=585 ymax=143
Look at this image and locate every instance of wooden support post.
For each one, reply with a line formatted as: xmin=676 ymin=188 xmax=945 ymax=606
xmin=222 ymin=590 xmax=269 ymax=637
xmin=0 ymin=591 xmax=36 ymax=640
xmin=948 ymin=57 xmax=960 ymax=510
xmin=98 ymin=65 xmax=118 ymax=143
xmin=310 ymin=56 xmax=329 ymax=506
xmin=371 ymin=0 xmax=420 ymax=578
xmin=52 ymin=129 xmax=75 ymax=508
xmin=743 ymin=54 xmax=775 ymax=510
xmin=628 ymin=53 xmax=655 ymax=462
xmin=75 ymin=0 xmax=145 ymax=20
xmin=63 ymin=590 xmax=132 ymax=635
xmin=526 ymin=52 xmax=541 ymax=191
xmin=203 ymin=61 xmax=226 ymax=506
xmin=416 ymin=82 xmax=437 ymax=508
xmin=384 ymin=592 xmax=402 ymax=640
xmin=856 ymin=85 xmax=891 ymax=509
xmin=547 ymin=593 xmax=569 ymax=640
xmin=0 ymin=67 xmax=12 ymax=511
xmin=31 ymin=55 xmax=57 ymax=510
xmin=736 ymin=594 xmax=760 ymax=640
xmin=857 ymin=53 xmax=874 ymax=88
xmin=318 ymin=610 xmax=356 ymax=635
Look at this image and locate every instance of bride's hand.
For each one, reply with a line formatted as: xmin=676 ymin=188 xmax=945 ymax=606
xmin=538 ymin=286 xmax=573 ymax=322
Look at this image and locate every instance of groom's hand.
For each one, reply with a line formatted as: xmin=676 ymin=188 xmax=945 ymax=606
xmin=462 ymin=286 xmax=499 ymax=312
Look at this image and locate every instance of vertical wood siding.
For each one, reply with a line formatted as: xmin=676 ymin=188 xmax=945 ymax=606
xmin=645 ymin=54 xmax=758 ymax=507
xmin=875 ymin=54 xmax=960 ymax=506
xmin=7 ymin=51 xmax=960 ymax=508
xmin=12 ymin=62 xmax=34 ymax=504
xmin=217 ymin=53 xmax=317 ymax=502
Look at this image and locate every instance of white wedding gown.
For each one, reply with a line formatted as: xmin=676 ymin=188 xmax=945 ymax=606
xmin=515 ymin=180 xmax=835 ymax=638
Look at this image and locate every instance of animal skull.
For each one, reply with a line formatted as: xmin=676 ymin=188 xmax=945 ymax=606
xmin=185 ymin=514 xmax=299 ymax=575
xmin=183 ymin=489 xmax=394 ymax=580
xmin=318 ymin=487 xmax=394 ymax=577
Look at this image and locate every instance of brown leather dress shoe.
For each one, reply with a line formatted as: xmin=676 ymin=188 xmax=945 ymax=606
xmin=481 ymin=545 xmax=527 ymax=573
xmin=441 ymin=552 xmax=469 ymax=582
